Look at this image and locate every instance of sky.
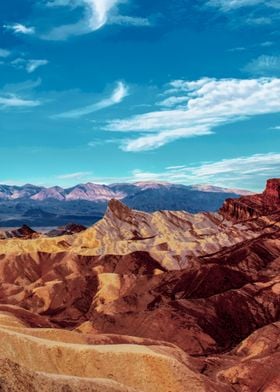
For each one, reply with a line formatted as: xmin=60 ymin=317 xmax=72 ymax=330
xmin=0 ymin=0 xmax=280 ymax=191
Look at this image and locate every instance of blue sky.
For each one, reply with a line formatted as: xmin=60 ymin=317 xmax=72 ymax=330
xmin=0 ymin=0 xmax=280 ymax=191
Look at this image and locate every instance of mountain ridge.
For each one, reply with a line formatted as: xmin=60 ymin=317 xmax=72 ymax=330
xmin=0 ymin=181 xmax=254 ymax=227
xmin=0 ymin=181 xmax=253 ymax=202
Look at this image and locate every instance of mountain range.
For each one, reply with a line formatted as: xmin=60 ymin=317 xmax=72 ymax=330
xmin=0 ymin=182 xmax=252 ymax=202
xmin=0 ymin=178 xmax=279 ymax=391
xmin=0 ymin=181 xmax=252 ymax=227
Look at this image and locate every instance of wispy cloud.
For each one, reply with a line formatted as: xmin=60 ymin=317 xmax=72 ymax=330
xmin=26 ymin=59 xmax=49 ymax=73
xmin=2 ymin=79 xmax=42 ymax=94
xmin=4 ymin=23 xmax=35 ymax=35
xmin=54 ymin=81 xmax=128 ymax=119
xmin=0 ymin=49 xmax=11 ymax=58
xmin=0 ymin=79 xmax=42 ymax=109
xmin=128 ymin=153 xmax=280 ymax=191
xmin=0 ymin=95 xmax=41 ymax=108
xmin=106 ymin=77 xmax=280 ymax=151
xmin=43 ymin=0 xmax=118 ymax=39
xmin=11 ymin=58 xmax=49 ymax=73
xmin=43 ymin=0 xmax=143 ymax=40
xmin=109 ymin=15 xmax=151 ymax=26
xmin=243 ymin=55 xmax=280 ymax=76
xmin=57 ymin=171 xmax=92 ymax=180
xmin=206 ymin=0 xmax=280 ymax=25
xmin=206 ymin=0 xmax=278 ymax=11
xmin=260 ymin=41 xmax=274 ymax=47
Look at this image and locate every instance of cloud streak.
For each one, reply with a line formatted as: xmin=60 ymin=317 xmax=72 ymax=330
xmin=0 ymin=79 xmax=42 ymax=109
xmin=206 ymin=0 xmax=279 ymax=11
xmin=128 ymin=153 xmax=280 ymax=191
xmin=57 ymin=171 xmax=92 ymax=180
xmin=54 ymin=81 xmax=128 ymax=119
xmin=11 ymin=58 xmax=49 ymax=73
xmin=106 ymin=77 xmax=280 ymax=151
xmin=4 ymin=23 xmax=35 ymax=35
xmin=0 ymin=95 xmax=41 ymax=108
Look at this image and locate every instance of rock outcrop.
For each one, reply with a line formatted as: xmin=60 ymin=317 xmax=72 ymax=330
xmin=46 ymin=223 xmax=87 ymax=237
xmin=220 ymin=178 xmax=280 ymax=222
xmin=0 ymin=224 xmax=38 ymax=239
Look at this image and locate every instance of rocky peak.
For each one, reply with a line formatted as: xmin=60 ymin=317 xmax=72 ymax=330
xmin=5 ymin=225 xmax=38 ymax=239
xmin=106 ymin=199 xmax=133 ymax=220
xmin=263 ymin=179 xmax=280 ymax=204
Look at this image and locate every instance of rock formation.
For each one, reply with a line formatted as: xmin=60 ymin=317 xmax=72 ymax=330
xmin=0 ymin=224 xmax=38 ymax=239
xmin=0 ymin=179 xmax=279 ymax=391
xmin=220 ymin=178 xmax=280 ymax=222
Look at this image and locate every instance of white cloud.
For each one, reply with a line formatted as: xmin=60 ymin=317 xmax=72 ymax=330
xmin=106 ymin=77 xmax=280 ymax=151
xmin=54 ymin=81 xmax=128 ymax=119
xmin=11 ymin=58 xmax=49 ymax=73
xmin=4 ymin=23 xmax=35 ymax=35
xmin=243 ymin=55 xmax=280 ymax=76
xmin=0 ymin=95 xmax=41 ymax=108
xmin=0 ymin=49 xmax=11 ymax=58
xmin=121 ymin=126 xmax=213 ymax=152
xmin=42 ymin=0 xmax=150 ymax=40
xmin=43 ymin=0 xmax=121 ymax=40
xmin=26 ymin=59 xmax=49 ymax=73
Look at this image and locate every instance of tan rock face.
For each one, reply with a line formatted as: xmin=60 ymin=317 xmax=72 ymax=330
xmin=0 ymin=179 xmax=279 ymax=391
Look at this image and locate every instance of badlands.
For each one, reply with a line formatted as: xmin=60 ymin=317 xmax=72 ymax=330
xmin=0 ymin=179 xmax=279 ymax=391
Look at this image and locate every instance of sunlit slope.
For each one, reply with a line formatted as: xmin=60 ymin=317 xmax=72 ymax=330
xmin=0 ymin=311 xmax=206 ymax=392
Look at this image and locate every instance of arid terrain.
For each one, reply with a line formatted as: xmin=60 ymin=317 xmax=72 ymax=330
xmin=0 ymin=178 xmax=279 ymax=391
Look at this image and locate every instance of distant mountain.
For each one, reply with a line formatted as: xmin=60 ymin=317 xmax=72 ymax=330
xmin=0 ymin=181 xmax=251 ymax=202
xmin=0 ymin=181 xmax=253 ymax=227
xmin=31 ymin=183 xmax=123 ymax=201
xmin=0 ymin=184 xmax=42 ymax=200
xmin=189 ymin=184 xmax=254 ymax=195
xmin=122 ymin=186 xmax=243 ymax=213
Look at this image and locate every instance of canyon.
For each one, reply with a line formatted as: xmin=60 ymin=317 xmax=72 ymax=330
xmin=0 ymin=179 xmax=279 ymax=391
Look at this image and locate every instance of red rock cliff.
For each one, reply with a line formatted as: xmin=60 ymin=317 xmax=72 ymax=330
xmin=220 ymin=178 xmax=280 ymax=222
xmin=263 ymin=178 xmax=280 ymax=204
